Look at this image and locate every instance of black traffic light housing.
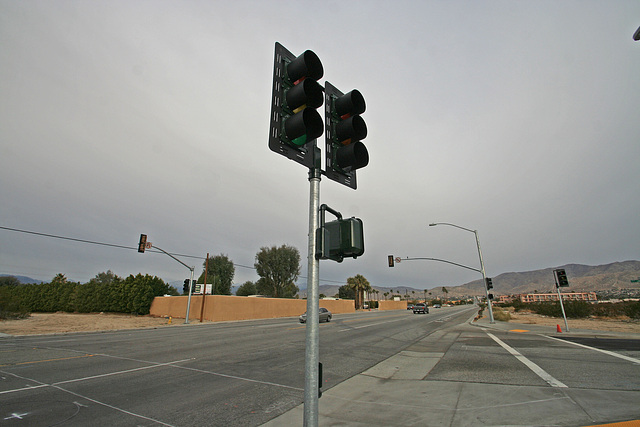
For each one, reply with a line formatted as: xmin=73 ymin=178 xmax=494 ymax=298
xmin=388 ymin=255 xmax=395 ymax=267
xmin=183 ymin=279 xmax=190 ymax=294
xmin=324 ymin=81 xmax=368 ymax=189
xmin=485 ymin=277 xmax=493 ymax=290
xmin=269 ymin=42 xmax=324 ymax=168
xmin=138 ymin=234 xmax=147 ymax=253
xmin=555 ymin=269 xmax=569 ymax=287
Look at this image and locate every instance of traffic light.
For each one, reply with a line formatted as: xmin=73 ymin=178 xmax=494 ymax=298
xmin=183 ymin=279 xmax=191 ymax=295
xmin=316 ymin=217 xmax=364 ymax=262
xmin=138 ymin=234 xmax=147 ymax=253
xmin=324 ymin=82 xmax=368 ymax=189
xmin=485 ymin=277 xmax=493 ymax=290
xmin=269 ymin=42 xmax=324 ymax=168
xmin=555 ymin=269 xmax=569 ymax=287
xmin=388 ymin=255 xmax=395 ymax=267
xmin=488 ymin=293 xmax=494 ymax=300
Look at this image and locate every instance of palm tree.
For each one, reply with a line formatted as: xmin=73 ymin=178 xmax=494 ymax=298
xmin=347 ymin=274 xmax=371 ymax=310
xmin=442 ymin=286 xmax=449 ymax=301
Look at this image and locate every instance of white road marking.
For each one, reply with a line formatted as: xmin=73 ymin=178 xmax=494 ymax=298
xmin=487 ymin=332 xmax=568 ymax=388
xmin=543 ymin=335 xmax=640 ymax=365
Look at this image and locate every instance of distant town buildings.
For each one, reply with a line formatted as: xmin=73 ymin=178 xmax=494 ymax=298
xmin=498 ymin=292 xmax=597 ymax=304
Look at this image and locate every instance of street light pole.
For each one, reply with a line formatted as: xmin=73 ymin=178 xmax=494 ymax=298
xmin=429 ymin=222 xmax=494 ymax=323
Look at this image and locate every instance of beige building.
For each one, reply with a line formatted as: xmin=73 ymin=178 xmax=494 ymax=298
xmin=508 ymin=292 xmax=597 ymax=303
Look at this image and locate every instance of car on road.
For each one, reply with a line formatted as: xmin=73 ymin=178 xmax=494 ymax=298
xmin=299 ymin=307 xmax=332 ymax=323
xmin=432 ymin=304 xmax=441 ymax=308
xmin=413 ymin=303 xmax=429 ymax=314
xmin=407 ymin=304 xmax=414 ymax=310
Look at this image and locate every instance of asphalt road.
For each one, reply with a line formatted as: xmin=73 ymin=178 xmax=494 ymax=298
xmin=0 ymin=306 xmax=476 ymax=426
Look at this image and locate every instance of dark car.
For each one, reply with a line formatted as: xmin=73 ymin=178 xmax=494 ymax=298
xmin=413 ymin=303 xmax=429 ymax=314
xmin=299 ymin=307 xmax=332 ymax=323
xmin=407 ymin=304 xmax=414 ymax=310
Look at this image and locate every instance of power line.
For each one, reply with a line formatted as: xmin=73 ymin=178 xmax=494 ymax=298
xmin=0 ymin=226 xmax=348 ymax=285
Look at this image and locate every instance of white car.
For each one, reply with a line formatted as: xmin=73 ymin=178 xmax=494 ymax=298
xmin=299 ymin=307 xmax=332 ymax=323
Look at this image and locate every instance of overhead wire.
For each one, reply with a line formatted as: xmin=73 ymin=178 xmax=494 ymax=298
xmin=0 ymin=225 xmax=347 ymax=285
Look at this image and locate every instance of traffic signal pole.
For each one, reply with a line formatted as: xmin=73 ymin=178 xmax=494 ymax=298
xmin=304 ymin=147 xmax=321 ymax=427
xmin=146 ymin=244 xmax=195 ymax=324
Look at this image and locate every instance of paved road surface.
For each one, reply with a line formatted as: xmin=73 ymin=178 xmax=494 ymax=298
xmin=0 ymin=306 xmax=475 ymax=426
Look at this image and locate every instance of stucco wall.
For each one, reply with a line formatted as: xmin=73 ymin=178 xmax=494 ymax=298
xmin=378 ymin=300 xmax=407 ymax=311
xmin=150 ymin=295 xmax=356 ymax=322
xmin=150 ymin=296 xmax=405 ymax=322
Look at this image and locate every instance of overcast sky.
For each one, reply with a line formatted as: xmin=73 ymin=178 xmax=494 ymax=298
xmin=1 ymin=1 xmax=639 ymax=292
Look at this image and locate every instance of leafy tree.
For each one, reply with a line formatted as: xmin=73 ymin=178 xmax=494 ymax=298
xmin=90 ymin=270 xmax=121 ymax=286
xmin=338 ymin=284 xmax=355 ymax=299
xmin=254 ymin=245 xmax=300 ymax=298
xmin=51 ymin=273 xmax=68 ymax=284
xmin=236 ymin=281 xmax=257 ymax=296
xmin=0 ymin=276 xmax=21 ymax=287
xmin=198 ymin=254 xmax=235 ymax=295
xmin=347 ymin=274 xmax=371 ymax=309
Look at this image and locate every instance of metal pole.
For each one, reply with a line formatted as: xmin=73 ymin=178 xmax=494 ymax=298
xmin=184 ymin=267 xmax=195 ymax=324
xmin=474 ymin=231 xmax=494 ymax=324
xmin=428 ymin=223 xmax=494 ymax=323
xmin=200 ymin=253 xmax=209 ymax=323
xmin=554 ymin=272 xmax=570 ymax=332
xmin=144 ymin=244 xmax=195 ymax=324
xmin=304 ymin=151 xmax=321 ymax=427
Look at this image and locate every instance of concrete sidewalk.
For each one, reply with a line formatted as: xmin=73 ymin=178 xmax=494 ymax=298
xmin=262 ymin=316 xmax=640 ymax=426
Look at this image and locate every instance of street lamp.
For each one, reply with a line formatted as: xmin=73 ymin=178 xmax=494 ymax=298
xmin=429 ymin=222 xmax=495 ymax=323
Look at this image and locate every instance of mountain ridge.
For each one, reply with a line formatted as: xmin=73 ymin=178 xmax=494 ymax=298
xmin=315 ymin=260 xmax=640 ymax=299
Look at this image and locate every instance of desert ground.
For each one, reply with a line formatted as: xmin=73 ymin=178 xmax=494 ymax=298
xmin=0 ymin=312 xmax=174 ymax=335
xmin=0 ymin=310 xmax=639 ymax=336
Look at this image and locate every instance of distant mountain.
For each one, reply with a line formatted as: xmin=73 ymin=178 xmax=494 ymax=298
xmin=304 ymin=260 xmax=640 ymax=299
xmin=445 ymin=260 xmax=640 ymax=297
xmin=0 ymin=274 xmax=44 ymax=284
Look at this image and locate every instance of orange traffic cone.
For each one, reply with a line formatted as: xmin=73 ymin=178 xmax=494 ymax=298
xmin=556 ymin=324 xmax=562 ymax=333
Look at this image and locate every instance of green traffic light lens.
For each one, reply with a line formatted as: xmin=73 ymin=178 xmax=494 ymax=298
xmin=284 ymin=108 xmax=323 ymax=146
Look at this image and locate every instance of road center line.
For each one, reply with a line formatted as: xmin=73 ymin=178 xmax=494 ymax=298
xmin=542 ymin=335 xmax=640 ymax=365
xmin=487 ymin=333 xmax=568 ymax=388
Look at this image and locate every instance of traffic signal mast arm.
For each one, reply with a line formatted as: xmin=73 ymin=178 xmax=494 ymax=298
xmin=396 ymin=256 xmax=482 ymax=273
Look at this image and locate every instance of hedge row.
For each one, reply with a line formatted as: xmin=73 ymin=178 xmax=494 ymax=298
xmin=0 ymin=274 xmax=174 ymax=317
xmin=502 ymin=300 xmax=640 ymax=319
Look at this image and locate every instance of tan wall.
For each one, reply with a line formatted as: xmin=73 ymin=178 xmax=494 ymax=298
xmin=150 ymin=295 xmax=358 ymax=322
xmin=378 ymin=300 xmax=407 ymax=311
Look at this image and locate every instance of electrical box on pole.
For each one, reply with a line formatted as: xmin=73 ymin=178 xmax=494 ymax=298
xmin=315 ymin=205 xmax=364 ymax=262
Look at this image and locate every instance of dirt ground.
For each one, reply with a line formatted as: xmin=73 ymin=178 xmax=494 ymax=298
xmin=500 ymin=309 xmax=640 ymax=333
xmin=1 ymin=310 xmax=639 ymax=336
xmin=0 ymin=312 xmax=174 ymax=335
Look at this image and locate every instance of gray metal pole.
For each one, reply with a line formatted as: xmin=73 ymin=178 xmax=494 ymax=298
xmin=144 ymin=244 xmax=195 ymax=324
xmin=554 ymin=272 xmax=570 ymax=332
xmin=474 ymin=231 xmax=494 ymax=324
xmin=184 ymin=267 xmax=195 ymax=324
xmin=304 ymin=161 xmax=321 ymax=427
xmin=428 ymin=223 xmax=494 ymax=323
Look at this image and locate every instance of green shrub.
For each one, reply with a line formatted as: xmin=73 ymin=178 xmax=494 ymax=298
xmin=492 ymin=307 xmax=511 ymax=322
xmin=623 ymin=301 xmax=640 ymax=319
